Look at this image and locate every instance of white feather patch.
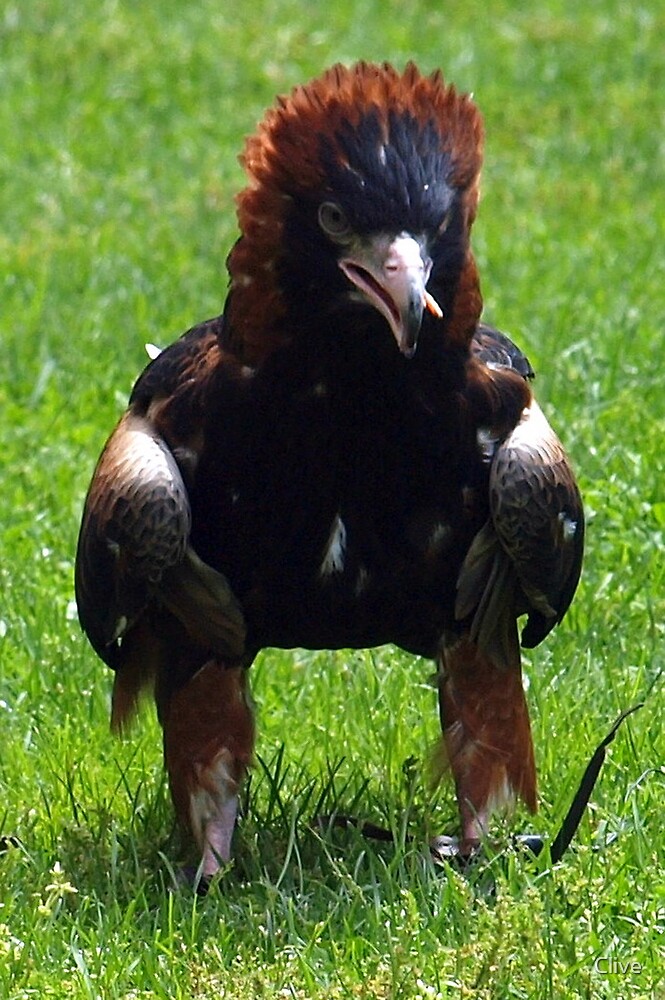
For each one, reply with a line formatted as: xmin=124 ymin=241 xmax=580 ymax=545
xmin=428 ymin=522 xmax=452 ymax=554
xmin=477 ymin=427 xmax=498 ymax=462
xmin=320 ymin=513 xmax=347 ymax=576
xmin=558 ymin=511 xmax=578 ymax=542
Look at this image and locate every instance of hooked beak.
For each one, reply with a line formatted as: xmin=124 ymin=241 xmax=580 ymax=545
xmin=339 ymin=234 xmax=442 ymax=358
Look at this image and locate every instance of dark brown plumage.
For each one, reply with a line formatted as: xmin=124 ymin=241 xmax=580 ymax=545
xmin=75 ymin=62 xmax=584 ymax=879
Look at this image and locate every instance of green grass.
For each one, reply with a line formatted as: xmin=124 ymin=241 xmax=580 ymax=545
xmin=1 ymin=0 xmax=663 ymax=996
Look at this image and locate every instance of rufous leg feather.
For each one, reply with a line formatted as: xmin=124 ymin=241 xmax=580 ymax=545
xmin=435 ymin=636 xmax=536 ymax=851
xmin=162 ymin=662 xmax=255 ymax=877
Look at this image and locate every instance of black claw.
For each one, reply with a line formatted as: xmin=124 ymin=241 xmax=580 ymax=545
xmin=428 ymin=836 xmax=482 ymax=871
xmin=429 ymin=833 xmax=547 ymax=868
xmin=171 ymin=865 xmax=212 ymax=895
xmin=0 ymin=836 xmax=21 ymax=853
xmin=195 ymin=874 xmax=212 ymax=896
xmin=512 ymin=834 xmax=545 ymax=857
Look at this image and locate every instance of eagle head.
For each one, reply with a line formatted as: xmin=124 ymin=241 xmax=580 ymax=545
xmin=225 ymin=62 xmax=484 ymax=364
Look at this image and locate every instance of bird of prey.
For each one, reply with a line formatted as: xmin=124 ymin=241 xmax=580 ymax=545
xmin=75 ymin=62 xmax=584 ymax=880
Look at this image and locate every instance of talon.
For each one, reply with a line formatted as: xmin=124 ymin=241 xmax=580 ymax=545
xmin=170 ymin=865 xmax=212 ymax=895
xmin=512 ymin=834 xmax=545 ymax=857
xmin=429 ymin=834 xmax=482 ymax=870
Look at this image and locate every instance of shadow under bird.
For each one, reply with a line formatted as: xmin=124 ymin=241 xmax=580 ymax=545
xmin=75 ymin=62 xmax=585 ymax=883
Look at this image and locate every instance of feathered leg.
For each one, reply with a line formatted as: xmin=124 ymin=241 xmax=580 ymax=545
xmin=436 ymin=636 xmax=536 ymax=852
xmin=161 ymin=661 xmax=255 ymax=878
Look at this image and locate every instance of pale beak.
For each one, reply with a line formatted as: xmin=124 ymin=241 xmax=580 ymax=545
xmin=339 ymin=234 xmax=442 ymax=358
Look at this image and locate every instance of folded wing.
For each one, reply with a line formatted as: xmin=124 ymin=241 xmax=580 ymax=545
xmin=456 ymin=396 xmax=584 ymax=666
xmin=75 ymin=409 xmax=245 ymax=673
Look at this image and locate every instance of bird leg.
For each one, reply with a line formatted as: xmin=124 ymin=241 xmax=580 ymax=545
xmin=435 ymin=637 xmax=536 ymax=855
xmin=162 ymin=662 xmax=254 ymax=879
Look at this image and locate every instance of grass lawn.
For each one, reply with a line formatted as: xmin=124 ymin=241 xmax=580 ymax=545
xmin=0 ymin=0 xmax=663 ymax=996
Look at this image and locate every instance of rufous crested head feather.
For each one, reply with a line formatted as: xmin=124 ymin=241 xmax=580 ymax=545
xmin=241 ymin=62 xmax=483 ymax=197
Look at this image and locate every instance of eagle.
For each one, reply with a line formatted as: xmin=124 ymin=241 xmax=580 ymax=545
xmin=75 ymin=62 xmax=584 ymax=881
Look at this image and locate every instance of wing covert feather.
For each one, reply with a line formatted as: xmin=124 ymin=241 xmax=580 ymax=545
xmin=491 ymin=398 xmax=584 ymax=645
xmin=75 ymin=411 xmax=192 ymax=665
xmin=456 ymin=396 xmax=584 ymax=656
xmin=75 ymin=409 xmax=245 ymax=668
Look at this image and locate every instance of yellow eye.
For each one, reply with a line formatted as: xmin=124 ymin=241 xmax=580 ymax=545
xmin=318 ymin=201 xmax=351 ymax=239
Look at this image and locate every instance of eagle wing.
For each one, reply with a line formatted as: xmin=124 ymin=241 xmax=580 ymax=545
xmin=75 ymin=330 xmax=246 ymax=678
xmin=456 ymin=377 xmax=584 ymax=666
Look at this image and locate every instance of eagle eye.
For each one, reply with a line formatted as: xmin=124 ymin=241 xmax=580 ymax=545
xmin=318 ymin=201 xmax=351 ymax=239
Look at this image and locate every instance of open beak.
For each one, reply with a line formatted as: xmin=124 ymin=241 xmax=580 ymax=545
xmin=339 ymin=234 xmax=442 ymax=358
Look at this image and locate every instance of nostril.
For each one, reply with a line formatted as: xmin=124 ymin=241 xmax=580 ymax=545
xmin=384 ymin=260 xmax=424 ymax=275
